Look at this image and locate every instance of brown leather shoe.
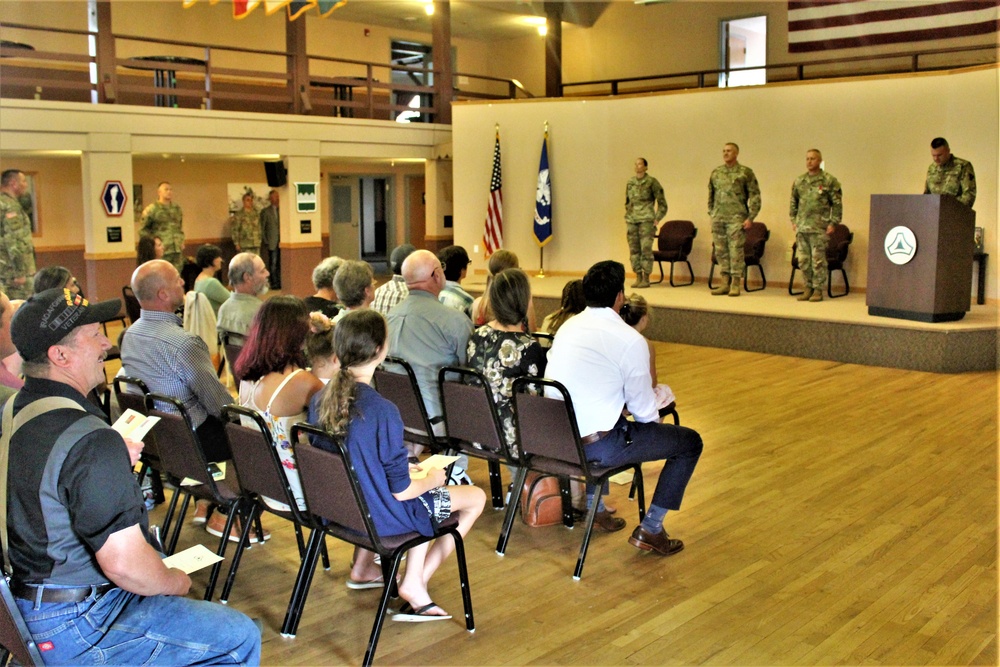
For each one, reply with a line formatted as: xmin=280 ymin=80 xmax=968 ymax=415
xmin=593 ymin=509 xmax=626 ymax=532
xmin=628 ymin=526 xmax=684 ymax=556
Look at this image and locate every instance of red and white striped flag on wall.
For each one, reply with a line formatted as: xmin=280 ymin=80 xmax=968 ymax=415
xmin=788 ymin=1 xmax=1000 ymax=53
xmin=482 ymin=129 xmax=504 ymax=257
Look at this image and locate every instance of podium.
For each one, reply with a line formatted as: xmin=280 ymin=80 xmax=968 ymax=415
xmin=867 ymin=194 xmax=975 ymax=322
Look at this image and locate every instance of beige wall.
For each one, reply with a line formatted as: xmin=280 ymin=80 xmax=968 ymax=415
xmin=451 ymin=66 xmax=999 ymax=300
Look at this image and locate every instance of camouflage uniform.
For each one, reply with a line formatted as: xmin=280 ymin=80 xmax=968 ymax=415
xmin=708 ymin=163 xmax=761 ymax=281
xmin=924 ymin=155 xmax=976 ymax=208
xmin=0 ymin=192 xmax=36 ymax=299
xmin=624 ymin=175 xmax=667 ymax=275
xmin=790 ymin=170 xmax=843 ymax=291
xmin=230 ymin=208 xmax=261 ymax=256
xmin=141 ymin=201 xmax=185 ymax=270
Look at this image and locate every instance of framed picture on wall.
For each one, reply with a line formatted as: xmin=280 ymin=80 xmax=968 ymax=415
xmin=22 ymin=172 xmax=41 ymax=236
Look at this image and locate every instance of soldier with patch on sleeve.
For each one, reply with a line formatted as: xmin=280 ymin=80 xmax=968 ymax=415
xmin=708 ymin=143 xmax=761 ymax=297
xmin=790 ymin=149 xmax=843 ymax=303
xmin=0 ymin=169 xmax=36 ymax=299
xmin=924 ymin=137 xmax=975 ymax=209
xmin=141 ymin=182 xmax=185 ymax=271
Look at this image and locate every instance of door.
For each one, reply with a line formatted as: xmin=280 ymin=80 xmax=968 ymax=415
xmin=328 ymin=176 xmax=360 ymax=260
xmin=407 ymin=175 xmax=426 ymax=249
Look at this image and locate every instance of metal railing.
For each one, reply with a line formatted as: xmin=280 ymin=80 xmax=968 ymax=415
xmin=562 ymin=44 xmax=998 ymax=97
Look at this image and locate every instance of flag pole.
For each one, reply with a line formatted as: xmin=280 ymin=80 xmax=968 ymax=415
xmin=537 ymin=120 xmax=549 ymax=279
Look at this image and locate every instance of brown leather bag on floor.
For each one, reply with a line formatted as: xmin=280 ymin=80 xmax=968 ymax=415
xmin=519 ymin=472 xmax=563 ymax=527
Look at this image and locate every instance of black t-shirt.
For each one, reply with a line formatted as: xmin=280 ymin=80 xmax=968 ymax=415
xmin=303 ymin=295 xmax=341 ymax=319
xmin=6 ymin=377 xmax=146 ymax=584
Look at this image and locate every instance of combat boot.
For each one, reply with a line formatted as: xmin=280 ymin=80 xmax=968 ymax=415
xmin=796 ymin=288 xmax=813 ymax=301
xmin=809 ymin=289 xmax=824 ymax=302
xmin=631 ymin=273 xmax=642 ymax=288
xmin=711 ymin=278 xmax=729 ymax=295
xmin=728 ymin=277 xmax=741 ymax=297
xmin=637 ymin=271 xmax=650 ymax=288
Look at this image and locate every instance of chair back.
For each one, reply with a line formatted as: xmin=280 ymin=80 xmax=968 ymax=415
xmin=219 ymin=330 xmax=245 ymax=384
xmin=144 ymin=393 xmax=221 ymax=494
xmin=438 ymin=366 xmax=513 ymax=462
xmin=0 ymin=576 xmax=44 ymax=666
xmin=744 ymin=222 xmax=770 ymax=265
xmin=122 ymin=285 xmax=141 ymax=325
xmin=113 ymin=375 xmax=161 ymax=463
xmin=512 ymin=377 xmax=590 ymax=473
xmin=373 ymin=356 xmax=440 ymax=448
xmin=291 ymin=424 xmax=378 ymax=548
xmin=827 ymin=224 xmax=853 ymax=269
xmin=655 ymin=220 xmax=697 ymax=260
xmin=221 ymin=405 xmax=307 ymax=524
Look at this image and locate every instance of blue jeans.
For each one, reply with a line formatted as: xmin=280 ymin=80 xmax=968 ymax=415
xmin=585 ymin=415 xmax=703 ymax=510
xmin=15 ymin=587 xmax=260 ymax=665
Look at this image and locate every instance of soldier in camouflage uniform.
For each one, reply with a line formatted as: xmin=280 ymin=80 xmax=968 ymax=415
xmin=624 ymin=158 xmax=667 ymax=289
xmin=708 ymin=143 xmax=761 ymax=297
xmin=924 ymin=137 xmax=975 ymax=208
xmin=229 ymin=193 xmax=262 ymax=256
xmin=141 ymin=182 xmax=185 ymax=270
xmin=790 ymin=149 xmax=843 ymax=303
xmin=0 ymin=169 xmax=37 ymax=299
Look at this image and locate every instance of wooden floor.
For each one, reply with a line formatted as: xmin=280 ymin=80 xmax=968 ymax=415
xmin=148 ymin=341 xmax=998 ymax=666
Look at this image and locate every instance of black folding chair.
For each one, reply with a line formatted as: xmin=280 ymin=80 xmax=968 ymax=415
xmin=373 ymin=356 xmax=445 ymax=454
xmin=0 ymin=574 xmax=44 ymax=666
xmin=290 ymin=424 xmax=474 ymax=666
xmin=112 ymin=375 xmax=166 ymax=510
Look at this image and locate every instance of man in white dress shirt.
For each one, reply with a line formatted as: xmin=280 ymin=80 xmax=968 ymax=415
xmin=545 ymin=260 xmax=703 ymax=556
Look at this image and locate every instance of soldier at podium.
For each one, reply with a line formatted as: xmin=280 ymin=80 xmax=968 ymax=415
xmin=924 ymin=137 xmax=975 ymax=208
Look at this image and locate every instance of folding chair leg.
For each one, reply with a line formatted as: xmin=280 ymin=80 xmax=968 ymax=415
xmin=789 ymin=266 xmax=803 ymax=295
xmin=160 ymin=487 xmax=183 ymax=549
xmin=204 ymin=500 xmax=242 ymax=602
xmin=573 ymin=496 xmax=604 ymax=580
xmin=281 ymin=528 xmax=324 ymax=637
xmin=165 ymin=492 xmax=193 ymax=555
xmin=363 ymin=551 xmax=409 ymax=667
xmin=450 ymin=529 xmax=475 ymax=632
xmin=633 ymin=465 xmax=646 ymax=521
xmin=320 ymin=536 xmax=331 ymax=571
xmin=496 ymin=466 xmax=528 ymax=555
xmin=560 ymin=477 xmax=574 ymax=528
xmin=487 ymin=460 xmax=504 ymax=510
xmin=219 ymin=504 xmax=258 ymax=604
xmin=294 ymin=523 xmax=306 ymax=559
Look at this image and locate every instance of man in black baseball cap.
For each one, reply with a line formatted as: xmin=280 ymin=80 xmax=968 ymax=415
xmin=2 ymin=287 xmax=261 ymax=665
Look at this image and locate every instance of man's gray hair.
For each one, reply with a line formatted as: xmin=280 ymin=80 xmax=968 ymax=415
xmin=333 ymin=260 xmax=374 ymax=308
xmin=312 ymin=256 xmax=344 ymax=291
xmin=228 ymin=253 xmax=257 ymax=287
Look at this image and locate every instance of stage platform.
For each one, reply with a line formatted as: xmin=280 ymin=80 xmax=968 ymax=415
xmin=466 ymin=274 xmax=999 ymax=374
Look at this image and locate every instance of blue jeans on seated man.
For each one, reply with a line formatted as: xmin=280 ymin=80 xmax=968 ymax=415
xmin=584 ymin=414 xmax=703 ymax=513
xmin=16 ymin=586 xmax=261 ymax=665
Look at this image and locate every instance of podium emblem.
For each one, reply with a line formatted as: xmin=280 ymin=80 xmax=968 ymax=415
xmin=883 ymin=226 xmax=917 ymax=265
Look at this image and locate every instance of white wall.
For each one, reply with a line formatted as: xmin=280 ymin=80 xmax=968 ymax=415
xmin=452 ymin=66 xmax=999 ymax=298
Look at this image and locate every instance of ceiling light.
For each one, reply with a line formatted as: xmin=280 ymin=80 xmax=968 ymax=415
xmin=537 ymin=24 xmax=547 ymax=36
xmin=424 ymin=3 xmax=434 ymax=15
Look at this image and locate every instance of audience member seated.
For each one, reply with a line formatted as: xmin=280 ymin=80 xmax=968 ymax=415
xmin=467 ymin=268 xmax=545 ymax=457
xmin=217 ymin=252 xmax=269 ymax=342
xmin=5 ymin=287 xmax=261 ymax=665
xmin=193 ymin=244 xmax=230 ymax=315
xmin=121 ymin=260 xmax=266 ymax=542
xmin=305 ymin=312 xmax=338 ymax=383
xmin=236 ymin=296 xmax=323 ymax=512
xmin=33 ymin=265 xmax=81 ymax=297
xmin=620 ymin=293 xmax=677 ymax=420
xmin=309 ymin=309 xmax=486 ymax=610
xmin=471 ymin=249 xmax=516 ymax=326
xmin=437 ymin=245 xmax=474 ymax=318
xmin=372 ymin=244 xmax=415 ymax=316
xmin=386 ymin=250 xmax=473 ymax=473
xmin=546 ymin=260 xmax=703 ymax=555
xmin=137 ymin=233 xmax=164 ymax=266
xmin=304 ymin=256 xmax=344 ymax=319
xmin=332 ymin=259 xmax=375 ymax=323
xmin=540 ymin=278 xmax=585 ymax=335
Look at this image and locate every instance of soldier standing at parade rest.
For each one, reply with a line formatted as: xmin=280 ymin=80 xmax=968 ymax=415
xmin=0 ymin=169 xmax=36 ymax=299
xmin=230 ymin=193 xmax=262 ymax=257
xmin=708 ymin=143 xmax=761 ymax=297
xmin=924 ymin=137 xmax=976 ymax=208
xmin=141 ymin=182 xmax=185 ymax=271
xmin=260 ymin=189 xmax=281 ymax=289
xmin=624 ymin=158 xmax=667 ymax=289
xmin=790 ymin=149 xmax=843 ymax=303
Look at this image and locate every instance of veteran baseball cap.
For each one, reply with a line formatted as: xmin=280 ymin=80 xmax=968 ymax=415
xmin=11 ymin=288 xmax=122 ymax=362
xmin=390 ymin=244 xmax=417 ymax=273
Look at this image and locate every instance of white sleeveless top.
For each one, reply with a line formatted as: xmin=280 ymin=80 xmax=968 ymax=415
xmin=239 ymin=369 xmax=307 ymax=512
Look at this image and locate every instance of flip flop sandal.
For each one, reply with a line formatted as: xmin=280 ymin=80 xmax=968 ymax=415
xmin=392 ymin=601 xmax=452 ymax=622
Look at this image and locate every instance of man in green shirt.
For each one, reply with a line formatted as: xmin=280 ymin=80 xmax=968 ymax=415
xmin=141 ymin=182 xmax=185 ymax=270
xmin=790 ymin=149 xmax=843 ymax=303
xmin=924 ymin=137 xmax=975 ymax=208
xmin=708 ymin=143 xmax=761 ymax=297
xmin=624 ymin=158 xmax=667 ymax=289
xmin=0 ymin=169 xmax=36 ymax=299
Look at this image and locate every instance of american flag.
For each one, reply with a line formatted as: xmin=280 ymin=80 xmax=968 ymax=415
xmin=789 ymin=1 xmax=1000 ymax=53
xmin=483 ymin=132 xmax=504 ymax=256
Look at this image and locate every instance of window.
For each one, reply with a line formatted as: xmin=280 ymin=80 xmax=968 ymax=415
xmin=720 ymin=15 xmax=767 ymax=88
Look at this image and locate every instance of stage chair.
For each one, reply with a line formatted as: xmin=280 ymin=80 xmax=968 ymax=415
xmin=122 ymin=285 xmax=141 ymax=325
xmin=0 ymin=574 xmax=45 ymax=666
xmin=373 ymin=356 xmax=445 ymax=455
xmin=651 ymin=220 xmax=697 ymax=286
xmin=496 ymin=377 xmax=646 ymax=580
xmin=144 ymin=393 xmax=250 ymax=601
xmin=789 ymin=224 xmax=853 ymax=298
xmin=438 ymin=366 xmax=520 ymax=510
xmin=708 ymin=221 xmax=771 ymax=291
xmin=218 ymin=330 xmax=244 ymax=383
xmin=289 ymin=424 xmax=475 ymax=665
xmin=216 ymin=405 xmax=328 ymax=610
